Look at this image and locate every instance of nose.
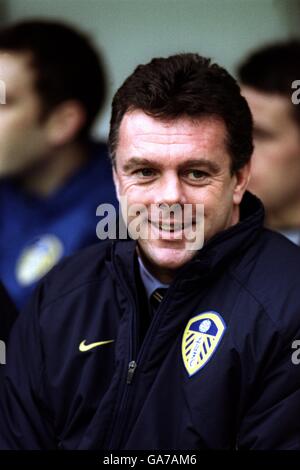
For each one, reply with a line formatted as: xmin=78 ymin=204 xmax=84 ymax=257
xmin=154 ymin=171 xmax=186 ymax=206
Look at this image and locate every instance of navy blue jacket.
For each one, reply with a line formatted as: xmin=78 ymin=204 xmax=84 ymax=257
xmin=0 ymin=282 xmax=17 ymax=344
xmin=0 ymin=282 xmax=18 ymax=396
xmin=0 ymin=141 xmax=117 ymax=310
xmin=1 ymin=192 xmax=300 ymax=450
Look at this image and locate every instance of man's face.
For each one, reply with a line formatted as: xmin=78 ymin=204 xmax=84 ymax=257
xmin=113 ymin=110 xmax=249 ymax=281
xmin=242 ymin=86 xmax=300 ymax=219
xmin=0 ymin=51 xmax=51 ymax=177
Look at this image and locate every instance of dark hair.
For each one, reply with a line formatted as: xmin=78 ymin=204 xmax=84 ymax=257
xmin=0 ymin=19 xmax=106 ymax=138
xmin=237 ymin=40 xmax=300 ymax=125
xmin=109 ymin=53 xmax=253 ymax=172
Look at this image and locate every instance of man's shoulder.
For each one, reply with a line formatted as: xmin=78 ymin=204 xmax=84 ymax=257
xmin=237 ymin=227 xmax=300 ymax=276
xmin=37 ymin=239 xmax=115 ymax=309
xmin=257 ymin=227 xmax=300 ymax=271
xmin=233 ymin=228 xmax=300 ymax=336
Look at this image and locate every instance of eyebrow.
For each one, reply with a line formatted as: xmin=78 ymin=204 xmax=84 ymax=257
xmin=122 ymin=157 xmax=221 ymax=174
xmin=178 ymin=159 xmax=220 ymax=174
xmin=122 ymin=158 xmax=156 ymax=172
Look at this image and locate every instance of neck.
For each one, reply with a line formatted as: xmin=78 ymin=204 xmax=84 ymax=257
xmin=136 ymin=247 xmax=176 ymax=284
xmin=265 ymin=202 xmax=300 ymax=230
xmin=142 ymin=262 xmax=176 ymax=284
xmin=18 ymin=141 xmax=89 ymax=197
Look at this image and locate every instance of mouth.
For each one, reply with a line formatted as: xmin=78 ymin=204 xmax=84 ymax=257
xmin=149 ymin=220 xmax=194 ymax=232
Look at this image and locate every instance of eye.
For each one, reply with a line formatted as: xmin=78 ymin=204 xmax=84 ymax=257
xmin=135 ymin=168 xmax=157 ymax=178
xmin=186 ymin=169 xmax=209 ymax=181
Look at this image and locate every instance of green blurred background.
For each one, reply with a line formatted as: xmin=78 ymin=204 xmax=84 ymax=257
xmin=1 ymin=0 xmax=299 ymax=138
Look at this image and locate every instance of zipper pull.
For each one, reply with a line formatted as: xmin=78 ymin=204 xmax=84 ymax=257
xmin=127 ymin=360 xmax=137 ymax=384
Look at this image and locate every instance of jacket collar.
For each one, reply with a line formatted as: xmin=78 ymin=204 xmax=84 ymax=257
xmin=177 ymin=190 xmax=264 ymax=281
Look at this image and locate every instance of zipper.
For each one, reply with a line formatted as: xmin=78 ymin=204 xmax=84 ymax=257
xmin=105 ymin=253 xmax=139 ymax=449
xmin=107 ymin=248 xmax=179 ymax=449
xmin=106 ymin=310 xmax=136 ymax=448
xmin=114 ymin=285 xmax=177 ymax=449
xmin=127 ymin=360 xmax=137 ymax=384
xmin=130 ymin=285 xmax=173 ymax=368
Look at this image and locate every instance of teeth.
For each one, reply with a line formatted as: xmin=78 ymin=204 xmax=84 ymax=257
xmin=151 ymin=221 xmax=183 ymax=231
xmin=149 ymin=220 xmax=195 ymax=231
xmin=160 ymin=224 xmax=182 ymax=231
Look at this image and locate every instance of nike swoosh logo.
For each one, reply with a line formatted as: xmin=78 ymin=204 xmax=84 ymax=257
xmin=79 ymin=339 xmax=114 ymax=352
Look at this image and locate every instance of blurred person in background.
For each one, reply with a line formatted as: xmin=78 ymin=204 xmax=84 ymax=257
xmin=238 ymin=40 xmax=300 ymax=245
xmin=0 ymin=20 xmax=117 ymax=309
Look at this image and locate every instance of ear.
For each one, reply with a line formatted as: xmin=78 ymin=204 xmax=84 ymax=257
xmin=45 ymin=100 xmax=87 ymax=145
xmin=112 ymin=167 xmax=120 ymax=201
xmin=233 ymin=161 xmax=251 ymax=205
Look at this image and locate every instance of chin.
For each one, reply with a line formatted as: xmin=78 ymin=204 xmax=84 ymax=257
xmin=141 ymin=243 xmax=196 ymax=271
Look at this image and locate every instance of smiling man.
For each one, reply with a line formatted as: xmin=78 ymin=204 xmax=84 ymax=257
xmin=113 ymin=111 xmax=247 ymax=282
xmin=1 ymin=53 xmax=300 ymax=450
